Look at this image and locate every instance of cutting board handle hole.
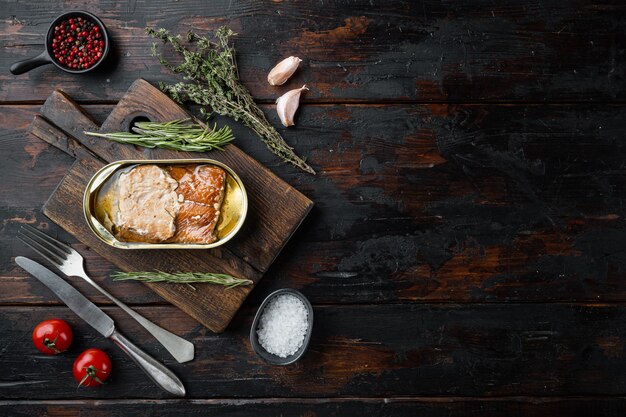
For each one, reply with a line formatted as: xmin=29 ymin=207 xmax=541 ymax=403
xmin=128 ymin=115 xmax=152 ymax=133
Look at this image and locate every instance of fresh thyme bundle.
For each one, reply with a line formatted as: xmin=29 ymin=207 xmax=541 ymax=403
xmin=112 ymin=271 xmax=252 ymax=289
xmin=84 ymin=119 xmax=233 ymax=152
xmin=146 ymin=26 xmax=315 ymax=174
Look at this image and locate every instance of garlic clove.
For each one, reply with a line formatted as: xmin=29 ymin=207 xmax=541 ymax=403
xmin=268 ymin=56 xmax=302 ymax=86
xmin=276 ymin=85 xmax=308 ymax=127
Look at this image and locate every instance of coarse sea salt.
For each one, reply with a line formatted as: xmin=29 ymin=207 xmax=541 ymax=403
xmin=257 ymin=294 xmax=309 ymax=358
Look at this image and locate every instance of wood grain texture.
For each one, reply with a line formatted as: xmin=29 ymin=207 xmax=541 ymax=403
xmin=1 ymin=103 xmax=626 ymax=306
xmin=1 ymin=0 xmax=625 ymax=102
xmin=3 ymin=397 xmax=626 ymax=417
xmin=28 ymin=80 xmax=312 ymax=332
xmin=1 ymin=304 xmax=625 ymax=399
xmin=1 ymin=0 xmax=625 ymax=412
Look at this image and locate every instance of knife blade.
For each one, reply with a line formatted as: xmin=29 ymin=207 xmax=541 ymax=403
xmin=16 ymin=256 xmax=186 ymax=397
xmin=16 ymin=256 xmax=114 ymax=337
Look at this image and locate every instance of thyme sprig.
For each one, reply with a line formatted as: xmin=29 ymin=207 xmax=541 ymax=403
xmin=84 ymin=119 xmax=233 ymax=152
xmin=112 ymin=271 xmax=253 ymax=289
xmin=145 ymin=26 xmax=315 ymax=174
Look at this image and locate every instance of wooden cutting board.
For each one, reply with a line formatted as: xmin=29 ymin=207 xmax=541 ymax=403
xmin=28 ymin=79 xmax=313 ymax=332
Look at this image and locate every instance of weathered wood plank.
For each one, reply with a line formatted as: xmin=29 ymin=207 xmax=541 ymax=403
xmin=3 ymin=397 xmax=626 ymax=417
xmin=1 ymin=0 xmax=624 ymax=102
xmin=2 ymin=103 xmax=626 ymax=305
xmin=0 ymin=303 xmax=625 ymax=399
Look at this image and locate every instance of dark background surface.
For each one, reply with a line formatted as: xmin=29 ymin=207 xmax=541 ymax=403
xmin=1 ymin=0 xmax=625 ymax=415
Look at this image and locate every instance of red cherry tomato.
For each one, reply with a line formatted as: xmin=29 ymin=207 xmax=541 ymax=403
xmin=32 ymin=319 xmax=73 ymax=355
xmin=73 ymin=348 xmax=111 ymax=387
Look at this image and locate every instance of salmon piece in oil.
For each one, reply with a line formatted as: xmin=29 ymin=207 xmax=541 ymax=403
xmin=114 ymin=164 xmax=180 ymax=243
xmin=166 ymin=165 xmax=226 ymax=244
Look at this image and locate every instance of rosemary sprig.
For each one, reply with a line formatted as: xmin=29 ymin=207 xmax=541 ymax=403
xmin=84 ymin=119 xmax=234 ymax=152
xmin=145 ymin=26 xmax=315 ymax=174
xmin=112 ymin=271 xmax=253 ymax=289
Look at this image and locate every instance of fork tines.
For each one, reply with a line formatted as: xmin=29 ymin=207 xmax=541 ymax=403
xmin=17 ymin=225 xmax=71 ymax=267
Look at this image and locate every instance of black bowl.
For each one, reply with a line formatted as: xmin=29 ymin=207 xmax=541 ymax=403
xmin=250 ymin=289 xmax=314 ymax=365
xmin=10 ymin=11 xmax=110 ymax=75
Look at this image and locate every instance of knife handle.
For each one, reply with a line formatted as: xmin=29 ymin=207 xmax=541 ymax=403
xmin=75 ymin=271 xmax=194 ymax=363
xmin=110 ymin=330 xmax=186 ymax=397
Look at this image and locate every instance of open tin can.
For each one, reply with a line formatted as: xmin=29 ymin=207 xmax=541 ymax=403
xmin=83 ymin=159 xmax=247 ymax=249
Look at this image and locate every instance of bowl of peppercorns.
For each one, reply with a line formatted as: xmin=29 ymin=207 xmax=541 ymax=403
xmin=10 ymin=11 xmax=109 ymax=75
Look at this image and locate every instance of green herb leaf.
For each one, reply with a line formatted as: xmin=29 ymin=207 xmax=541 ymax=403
xmin=112 ymin=271 xmax=253 ymax=289
xmin=145 ymin=25 xmax=315 ymax=174
xmin=84 ymin=118 xmax=234 ymax=152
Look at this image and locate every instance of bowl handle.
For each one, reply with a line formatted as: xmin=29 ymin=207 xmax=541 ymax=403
xmin=10 ymin=50 xmax=52 ymax=75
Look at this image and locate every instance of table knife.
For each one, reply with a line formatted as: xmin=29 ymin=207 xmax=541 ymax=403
xmin=15 ymin=256 xmax=186 ymax=397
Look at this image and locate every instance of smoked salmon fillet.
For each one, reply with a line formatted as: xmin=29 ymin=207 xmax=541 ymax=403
xmin=166 ymin=165 xmax=226 ymax=244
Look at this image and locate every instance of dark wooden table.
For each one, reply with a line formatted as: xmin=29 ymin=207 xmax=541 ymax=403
xmin=1 ymin=1 xmax=625 ymax=415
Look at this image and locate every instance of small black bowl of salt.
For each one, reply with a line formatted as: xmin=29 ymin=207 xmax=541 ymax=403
xmin=250 ymin=289 xmax=313 ymax=365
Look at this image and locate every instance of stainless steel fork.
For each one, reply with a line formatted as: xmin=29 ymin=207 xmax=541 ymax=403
xmin=18 ymin=225 xmax=194 ymax=363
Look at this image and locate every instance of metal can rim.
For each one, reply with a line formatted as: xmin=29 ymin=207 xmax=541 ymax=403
xmin=83 ymin=159 xmax=248 ymax=249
